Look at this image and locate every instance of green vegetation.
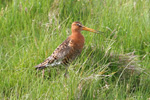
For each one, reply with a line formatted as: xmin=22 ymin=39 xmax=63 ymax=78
xmin=0 ymin=0 xmax=150 ymax=99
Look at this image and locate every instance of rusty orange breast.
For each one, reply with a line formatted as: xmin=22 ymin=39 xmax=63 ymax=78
xmin=69 ymin=32 xmax=85 ymax=51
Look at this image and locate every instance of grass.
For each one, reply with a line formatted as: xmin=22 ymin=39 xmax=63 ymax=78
xmin=0 ymin=0 xmax=150 ymax=99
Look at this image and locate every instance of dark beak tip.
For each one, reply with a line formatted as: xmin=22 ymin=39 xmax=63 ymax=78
xmin=96 ymin=31 xmax=104 ymax=34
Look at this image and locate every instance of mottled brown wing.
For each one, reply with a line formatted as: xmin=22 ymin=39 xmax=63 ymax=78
xmin=35 ymin=37 xmax=74 ymax=70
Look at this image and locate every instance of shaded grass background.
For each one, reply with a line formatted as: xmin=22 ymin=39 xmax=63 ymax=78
xmin=0 ymin=0 xmax=150 ymax=99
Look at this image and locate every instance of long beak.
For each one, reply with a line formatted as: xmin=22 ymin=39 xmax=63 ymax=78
xmin=82 ymin=26 xmax=98 ymax=33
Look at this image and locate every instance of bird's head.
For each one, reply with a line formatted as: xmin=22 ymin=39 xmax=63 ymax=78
xmin=71 ymin=21 xmax=98 ymax=33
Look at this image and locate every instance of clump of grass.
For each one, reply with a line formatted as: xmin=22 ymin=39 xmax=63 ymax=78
xmin=109 ymin=52 xmax=142 ymax=77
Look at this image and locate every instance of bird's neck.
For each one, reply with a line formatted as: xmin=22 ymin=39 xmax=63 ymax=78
xmin=71 ymin=29 xmax=81 ymax=34
xmin=70 ymin=30 xmax=85 ymax=50
xmin=71 ymin=31 xmax=84 ymax=40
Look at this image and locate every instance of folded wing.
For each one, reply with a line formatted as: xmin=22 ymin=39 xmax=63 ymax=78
xmin=35 ymin=37 xmax=77 ymax=70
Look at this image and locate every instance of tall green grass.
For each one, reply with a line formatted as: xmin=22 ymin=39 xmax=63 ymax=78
xmin=0 ymin=0 xmax=150 ymax=99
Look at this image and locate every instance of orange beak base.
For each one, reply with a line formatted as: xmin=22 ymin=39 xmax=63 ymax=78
xmin=82 ymin=26 xmax=98 ymax=33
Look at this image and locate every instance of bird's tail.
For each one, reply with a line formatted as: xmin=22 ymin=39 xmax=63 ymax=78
xmin=35 ymin=64 xmax=47 ymax=70
xmin=35 ymin=56 xmax=54 ymax=70
xmin=35 ymin=60 xmax=50 ymax=70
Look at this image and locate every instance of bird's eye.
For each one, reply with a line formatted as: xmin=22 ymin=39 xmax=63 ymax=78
xmin=76 ymin=24 xmax=82 ymax=27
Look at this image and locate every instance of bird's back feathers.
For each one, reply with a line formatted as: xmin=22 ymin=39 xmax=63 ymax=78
xmin=35 ymin=37 xmax=81 ymax=70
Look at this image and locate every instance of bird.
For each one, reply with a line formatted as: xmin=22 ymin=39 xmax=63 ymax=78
xmin=35 ymin=21 xmax=99 ymax=74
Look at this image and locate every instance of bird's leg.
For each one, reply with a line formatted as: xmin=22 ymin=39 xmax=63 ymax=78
xmin=36 ymin=70 xmax=39 ymax=77
xmin=42 ymin=69 xmax=45 ymax=78
xmin=64 ymin=67 xmax=69 ymax=78
xmin=48 ymin=69 xmax=51 ymax=79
